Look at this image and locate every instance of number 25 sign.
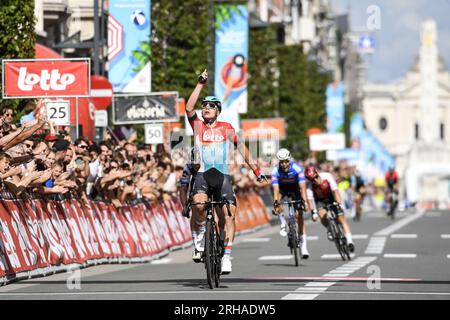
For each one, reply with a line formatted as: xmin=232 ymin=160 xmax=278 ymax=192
xmin=45 ymin=100 xmax=70 ymax=126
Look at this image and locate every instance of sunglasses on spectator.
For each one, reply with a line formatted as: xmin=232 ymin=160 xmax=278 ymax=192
xmin=24 ymin=143 xmax=33 ymax=148
xmin=78 ymin=145 xmax=88 ymax=149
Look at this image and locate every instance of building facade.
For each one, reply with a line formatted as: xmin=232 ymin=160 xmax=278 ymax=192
xmin=362 ymin=20 xmax=450 ymax=205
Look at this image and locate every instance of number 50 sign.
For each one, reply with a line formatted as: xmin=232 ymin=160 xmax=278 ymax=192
xmin=45 ymin=100 xmax=70 ymax=126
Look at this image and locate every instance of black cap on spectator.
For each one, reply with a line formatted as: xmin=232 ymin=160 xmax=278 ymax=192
xmin=53 ymin=139 xmax=70 ymax=152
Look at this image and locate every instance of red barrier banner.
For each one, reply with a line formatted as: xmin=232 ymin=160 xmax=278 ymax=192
xmin=0 ymin=192 xmax=269 ymax=284
xmin=69 ymin=199 xmax=102 ymax=260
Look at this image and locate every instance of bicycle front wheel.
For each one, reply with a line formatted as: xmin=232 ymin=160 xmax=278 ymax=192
xmin=205 ymin=219 xmax=216 ymax=289
xmin=329 ymin=218 xmax=346 ymax=261
xmin=288 ymin=218 xmax=299 ymax=267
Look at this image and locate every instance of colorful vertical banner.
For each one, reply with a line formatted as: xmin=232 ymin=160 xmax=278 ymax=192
xmin=326 ymin=82 xmax=345 ymax=133
xmin=108 ymin=0 xmax=151 ymax=93
xmin=214 ymin=4 xmax=248 ymax=114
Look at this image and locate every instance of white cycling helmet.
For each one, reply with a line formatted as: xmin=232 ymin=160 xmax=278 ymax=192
xmin=276 ymin=148 xmax=291 ymax=161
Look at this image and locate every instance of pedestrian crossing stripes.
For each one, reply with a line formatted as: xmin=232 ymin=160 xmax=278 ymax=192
xmin=365 ymin=237 xmax=387 ymax=254
xmin=281 ymin=257 xmax=377 ymax=300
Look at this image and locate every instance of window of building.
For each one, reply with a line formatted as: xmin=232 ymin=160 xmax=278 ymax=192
xmin=379 ymin=117 xmax=388 ymax=131
xmin=415 ymin=123 xmax=419 ymax=140
xmin=441 ymin=123 xmax=445 ymax=140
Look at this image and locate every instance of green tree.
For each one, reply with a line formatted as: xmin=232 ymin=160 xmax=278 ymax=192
xmin=151 ymin=0 xmax=211 ymax=101
xmin=0 ymin=0 xmax=36 ymax=113
xmin=246 ymin=25 xmax=279 ymax=120
xmin=277 ymin=44 xmax=330 ymax=160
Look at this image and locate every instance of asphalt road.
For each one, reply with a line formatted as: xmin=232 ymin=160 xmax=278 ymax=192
xmin=0 ymin=208 xmax=449 ymax=301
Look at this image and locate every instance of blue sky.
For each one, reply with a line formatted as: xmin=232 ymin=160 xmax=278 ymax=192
xmin=330 ymin=0 xmax=450 ymax=83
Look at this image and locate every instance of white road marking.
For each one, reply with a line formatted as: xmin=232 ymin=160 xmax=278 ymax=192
xmin=441 ymin=234 xmax=450 ymax=239
xmin=321 ymin=254 xmax=343 ymax=260
xmin=258 ymin=255 xmax=293 ymax=261
xmin=391 ymin=234 xmax=417 ymax=239
xmin=447 ymin=255 xmax=450 ymax=259
xmin=322 ymin=273 xmax=350 ymax=277
xmin=306 ymin=236 xmax=319 ymax=241
xmin=365 ymin=237 xmax=387 ymax=254
xmin=375 ymin=210 xmax=424 ymax=236
xmin=384 ymin=254 xmax=417 ymax=258
xmin=352 ymin=234 xmax=369 ymax=239
xmin=150 ymin=258 xmax=173 ymax=265
xmin=242 ymin=238 xmax=271 ymax=243
xmin=304 ymin=282 xmax=336 ymax=287
xmin=0 ymin=290 xmax=448 ymax=297
xmin=282 ymin=294 xmax=319 ymax=300
xmin=295 ymin=287 xmax=328 ymax=292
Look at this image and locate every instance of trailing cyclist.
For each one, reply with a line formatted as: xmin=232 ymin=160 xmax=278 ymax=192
xmin=305 ymin=166 xmax=355 ymax=253
xmin=385 ymin=167 xmax=399 ymax=217
xmin=351 ymin=169 xmax=366 ymax=221
xmin=185 ymin=69 xmax=265 ymax=275
xmin=271 ymin=148 xmax=311 ymax=259
xmin=179 ymin=148 xmax=204 ymax=262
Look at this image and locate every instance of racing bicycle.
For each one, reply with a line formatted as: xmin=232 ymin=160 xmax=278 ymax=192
xmin=191 ymin=198 xmax=231 ymax=289
xmin=325 ymin=203 xmax=352 ymax=261
xmin=274 ymin=199 xmax=305 ymax=267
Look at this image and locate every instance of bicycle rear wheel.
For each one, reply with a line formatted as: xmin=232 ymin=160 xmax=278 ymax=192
xmin=337 ymin=223 xmax=351 ymax=260
xmin=205 ymin=219 xmax=216 ymax=289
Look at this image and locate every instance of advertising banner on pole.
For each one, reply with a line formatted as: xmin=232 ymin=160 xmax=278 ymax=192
xmin=108 ymin=0 xmax=151 ymax=93
xmin=214 ymin=4 xmax=248 ymax=114
xmin=326 ymin=82 xmax=345 ymax=133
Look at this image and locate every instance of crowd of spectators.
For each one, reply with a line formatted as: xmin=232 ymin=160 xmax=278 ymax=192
xmin=0 ymin=102 xmax=268 ymax=208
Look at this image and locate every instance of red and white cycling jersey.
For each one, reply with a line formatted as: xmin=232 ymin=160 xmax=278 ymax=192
xmin=188 ymin=113 xmax=237 ymax=175
xmin=307 ymin=172 xmax=338 ymax=203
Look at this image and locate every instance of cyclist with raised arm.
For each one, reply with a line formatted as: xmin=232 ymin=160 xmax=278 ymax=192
xmin=305 ymin=165 xmax=355 ymax=253
xmin=185 ymin=69 xmax=265 ymax=274
xmin=271 ymin=148 xmax=311 ymax=259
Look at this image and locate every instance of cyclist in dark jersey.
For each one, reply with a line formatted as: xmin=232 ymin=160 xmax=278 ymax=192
xmin=271 ymin=148 xmax=310 ymax=259
xmin=385 ymin=167 xmax=399 ymax=216
xmin=351 ymin=170 xmax=366 ymax=221
xmin=305 ymin=166 xmax=355 ymax=252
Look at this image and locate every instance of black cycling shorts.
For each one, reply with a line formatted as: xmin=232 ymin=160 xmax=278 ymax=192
xmin=279 ymin=183 xmax=304 ymax=211
xmin=316 ymin=200 xmax=344 ymax=216
xmin=192 ymin=168 xmax=236 ymax=206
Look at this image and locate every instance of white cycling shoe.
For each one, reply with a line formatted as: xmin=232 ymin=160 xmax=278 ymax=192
xmin=280 ymin=223 xmax=288 ymax=237
xmin=300 ymin=241 xmax=310 ymax=260
xmin=221 ymin=256 xmax=232 ymax=275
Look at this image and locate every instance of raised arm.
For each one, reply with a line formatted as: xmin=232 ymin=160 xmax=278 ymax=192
xmin=186 ymin=69 xmax=208 ymax=118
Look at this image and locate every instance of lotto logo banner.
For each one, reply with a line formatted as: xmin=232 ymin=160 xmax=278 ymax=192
xmin=2 ymin=59 xmax=90 ymax=98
